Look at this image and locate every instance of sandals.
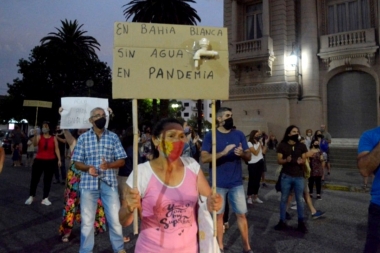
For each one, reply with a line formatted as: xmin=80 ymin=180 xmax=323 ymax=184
xmin=123 ymin=236 xmax=130 ymax=243
xmin=61 ymin=234 xmax=70 ymax=243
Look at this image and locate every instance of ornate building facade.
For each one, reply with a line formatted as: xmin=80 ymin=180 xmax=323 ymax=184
xmin=223 ymin=0 xmax=379 ymax=143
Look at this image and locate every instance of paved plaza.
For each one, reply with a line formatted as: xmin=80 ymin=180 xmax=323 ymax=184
xmin=0 ymin=154 xmax=372 ymax=253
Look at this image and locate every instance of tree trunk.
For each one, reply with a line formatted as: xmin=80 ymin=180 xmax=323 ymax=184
xmin=152 ymin=99 xmax=157 ymax=122
xmin=160 ymin=99 xmax=169 ymax=118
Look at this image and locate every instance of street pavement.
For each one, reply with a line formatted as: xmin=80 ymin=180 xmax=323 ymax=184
xmin=0 ymin=154 xmax=372 ymax=253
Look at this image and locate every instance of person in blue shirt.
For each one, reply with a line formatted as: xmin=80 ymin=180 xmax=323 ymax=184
xmin=72 ymin=107 xmax=127 ymax=253
xmin=358 ymin=127 xmax=380 ymax=252
xmin=201 ymin=107 xmax=253 ymax=253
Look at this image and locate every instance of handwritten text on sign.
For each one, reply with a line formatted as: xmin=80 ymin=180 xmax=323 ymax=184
xmin=112 ymin=22 xmax=229 ymax=100
xmin=60 ymin=97 xmax=109 ymax=129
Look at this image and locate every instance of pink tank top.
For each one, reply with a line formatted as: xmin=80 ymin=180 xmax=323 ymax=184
xmin=127 ymin=157 xmax=199 ymax=253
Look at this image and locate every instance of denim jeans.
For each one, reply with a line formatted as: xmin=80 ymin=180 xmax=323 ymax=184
xmin=80 ymin=181 xmax=124 ymax=253
xmin=217 ymin=185 xmax=247 ymax=214
xmin=364 ymin=202 xmax=380 ymax=253
xmin=280 ymin=173 xmax=305 ymax=222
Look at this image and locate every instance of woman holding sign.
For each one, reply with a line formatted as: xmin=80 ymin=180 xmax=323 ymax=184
xmin=25 ymin=121 xmax=61 ymax=206
xmin=119 ymin=118 xmax=222 ymax=253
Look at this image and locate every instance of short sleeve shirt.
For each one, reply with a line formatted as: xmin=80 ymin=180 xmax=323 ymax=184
xmin=248 ymin=142 xmax=263 ymax=164
xmin=358 ymin=127 xmax=380 ymax=206
xmin=277 ymin=142 xmax=307 ymax=177
xmin=201 ymin=129 xmax=249 ymax=188
xmin=126 ymin=157 xmax=199 ymax=252
xmin=72 ymin=128 xmax=127 ymax=190
xmin=323 ymin=131 xmax=332 ymax=142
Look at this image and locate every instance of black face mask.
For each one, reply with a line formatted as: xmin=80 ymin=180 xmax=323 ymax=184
xmin=317 ymin=134 xmax=324 ymax=139
xmin=94 ymin=117 xmax=107 ymax=130
xmin=313 ymin=145 xmax=319 ymax=149
xmin=288 ymin=134 xmax=299 ymax=142
xmin=223 ymin=117 xmax=234 ymax=130
xmin=255 ymin=136 xmax=262 ymax=141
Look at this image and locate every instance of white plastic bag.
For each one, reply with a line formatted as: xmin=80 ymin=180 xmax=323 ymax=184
xmin=198 ymin=195 xmax=220 ymax=253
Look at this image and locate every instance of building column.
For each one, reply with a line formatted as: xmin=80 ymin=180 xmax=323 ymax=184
xmin=300 ymin=0 xmax=319 ymax=100
xmin=231 ymin=0 xmax=238 ymax=42
xmin=263 ymin=0 xmax=270 ymax=37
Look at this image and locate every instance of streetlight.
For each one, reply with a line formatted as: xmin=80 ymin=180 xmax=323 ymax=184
xmin=86 ymin=79 xmax=94 ymax=97
xmin=171 ymin=103 xmax=180 ymax=117
xmin=171 ymin=103 xmax=179 ymax=109
xmin=288 ymin=42 xmax=298 ymax=67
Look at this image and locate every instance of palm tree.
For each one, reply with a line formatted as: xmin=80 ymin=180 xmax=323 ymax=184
xmin=123 ymin=0 xmax=201 ymax=25
xmin=40 ymin=19 xmax=101 ymax=97
xmin=123 ymin=0 xmax=201 ymax=119
xmin=40 ymin=19 xmax=100 ymax=61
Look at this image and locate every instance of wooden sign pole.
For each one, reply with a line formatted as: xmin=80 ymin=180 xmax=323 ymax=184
xmin=35 ymin=107 xmax=38 ymax=128
xmin=211 ymin=100 xmax=217 ymax=252
xmin=132 ymin=99 xmax=139 ymax=235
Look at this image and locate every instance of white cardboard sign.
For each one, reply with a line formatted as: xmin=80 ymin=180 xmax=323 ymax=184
xmin=60 ymin=97 xmax=109 ymax=129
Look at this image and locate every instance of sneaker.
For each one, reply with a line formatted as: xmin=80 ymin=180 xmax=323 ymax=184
xmin=317 ymin=195 xmax=322 ymax=200
xmin=274 ymin=220 xmax=287 ymax=230
xmin=311 ymin=210 xmax=325 ymax=219
xmin=247 ymin=197 xmax=253 ymax=204
xmin=290 ymin=205 xmax=297 ymax=210
xmin=41 ymin=198 xmax=52 ymax=206
xmin=253 ymin=198 xmax=263 ymax=204
xmin=291 ymin=201 xmax=297 ymax=205
xmin=285 ymin=212 xmax=292 ymax=220
xmin=25 ymin=196 xmax=34 ymax=205
xmin=297 ymin=221 xmax=308 ymax=233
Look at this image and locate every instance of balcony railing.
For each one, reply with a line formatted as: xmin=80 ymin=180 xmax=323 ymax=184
xmin=236 ymin=40 xmax=262 ymax=53
xmin=319 ymin=28 xmax=376 ymax=53
xmin=229 ymin=36 xmax=273 ymax=62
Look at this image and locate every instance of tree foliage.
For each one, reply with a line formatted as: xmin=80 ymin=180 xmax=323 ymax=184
xmin=123 ymin=0 xmax=201 ymax=25
xmin=0 ymin=20 xmax=127 ymax=127
xmin=40 ymin=20 xmax=100 ymax=62
xmin=0 ymin=44 xmax=114 ymax=126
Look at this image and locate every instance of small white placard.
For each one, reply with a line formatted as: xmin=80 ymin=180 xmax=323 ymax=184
xmin=60 ymin=97 xmax=109 ymax=129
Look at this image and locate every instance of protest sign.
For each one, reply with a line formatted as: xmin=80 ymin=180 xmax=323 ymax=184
xmin=60 ymin=97 xmax=109 ymax=129
xmin=113 ymin=22 xmax=229 ymax=100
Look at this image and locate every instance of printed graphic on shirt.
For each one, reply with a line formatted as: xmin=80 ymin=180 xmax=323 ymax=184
xmin=155 ymin=200 xmax=195 ymax=234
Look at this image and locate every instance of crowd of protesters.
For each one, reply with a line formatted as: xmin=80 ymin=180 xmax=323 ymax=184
xmin=3 ymin=104 xmax=380 ymax=253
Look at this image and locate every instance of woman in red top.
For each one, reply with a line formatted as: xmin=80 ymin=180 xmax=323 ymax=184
xmin=25 ymin=121 xmax=61 ymax=206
